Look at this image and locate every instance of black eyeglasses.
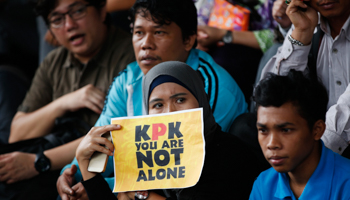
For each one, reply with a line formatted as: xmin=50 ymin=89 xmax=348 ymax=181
xmin=48 ymin=3 xmax=92 ymax=28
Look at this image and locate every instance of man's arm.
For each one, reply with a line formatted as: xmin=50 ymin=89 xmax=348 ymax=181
xmin=286 ymin=0 xmax=318 ymax=45
xmin=197 ymin=26 xmax=261 ymax=50
xmin=322 ymin=84 xmax=350 ymax=154
xmin=0 ymin=136 xmax=83 ymax=184
xmin=260 ymin=0 xmax=318 ymax=80
xmin=259 ymin=26 xmax=310 ymax=79
xmin=197 ymin=0 xmax=295 ymax=53
xmin=10 ymin=107 xmax=64 ymax=143
xmin=9 ymin=84 xmax=105 ymax=143
xmin=46 ymin=137 xmax=84 ymax=170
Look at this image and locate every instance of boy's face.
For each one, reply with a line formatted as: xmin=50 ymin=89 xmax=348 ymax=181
xmin=257 ymin=102 xmax=319 ymax=173
xmin=132 ymin=11 xmax=195 ymax=75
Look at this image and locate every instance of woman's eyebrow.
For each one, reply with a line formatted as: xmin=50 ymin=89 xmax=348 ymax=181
xmin=169 ymin=93 xmax=187 ymax=99
xmin=149 ymin=93 xmax=188 ymax=104
xmin=149 ymin=98 xmax=163 ymax=104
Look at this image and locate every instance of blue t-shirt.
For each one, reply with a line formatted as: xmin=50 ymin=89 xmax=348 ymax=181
xmin=63 ymin=49 xmax=247 ymax=189
xmin=249 ymin=141 xmax=350 ymax=200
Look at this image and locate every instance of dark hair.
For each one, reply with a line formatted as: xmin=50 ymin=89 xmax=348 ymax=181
xmin=35 ymin=0 xmax=109 ymax=26
xmin=253 ymin=70 xmax=328 ymax=130
xmin=129 ymin=0 xmax=197 ymax=47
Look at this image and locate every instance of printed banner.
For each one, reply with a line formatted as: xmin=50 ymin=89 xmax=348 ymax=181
xmin=110 ymin=108 xmax=205 ymax=192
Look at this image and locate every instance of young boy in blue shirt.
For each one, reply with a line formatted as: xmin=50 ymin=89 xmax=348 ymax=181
xmin=250 ymin=70 xmax=350 ymax=200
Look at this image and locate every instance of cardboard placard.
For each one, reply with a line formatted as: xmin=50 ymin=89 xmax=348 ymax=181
xmin=110 ymin=108 xmax=205 ymax=192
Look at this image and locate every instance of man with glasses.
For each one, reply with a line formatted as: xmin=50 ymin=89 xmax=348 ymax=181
xmin=0 ymin=0 xmax=134 ymax=199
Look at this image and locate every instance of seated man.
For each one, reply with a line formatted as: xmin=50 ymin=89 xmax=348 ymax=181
xmin=57 ymin=0 xmax=247 ymax=199
xmin=0 ymin=0 xmax=134 ymax=199
xmin=250 ymin=70 xmax=350 ymax=199
xmin=260 ymin=0 xmax=350 ymax=156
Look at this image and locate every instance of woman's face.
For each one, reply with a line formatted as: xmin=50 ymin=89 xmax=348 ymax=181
xmin=148 ymin=82 xmax=199 ymax=114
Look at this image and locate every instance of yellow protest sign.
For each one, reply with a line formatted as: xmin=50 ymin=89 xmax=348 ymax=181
xmin=110 ymin=108 xmax=204 ymax=192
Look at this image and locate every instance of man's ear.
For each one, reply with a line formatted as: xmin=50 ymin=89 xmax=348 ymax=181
xmin=312 ymin=119 xmax=326 ymax=140
xmin=184 ymin=34 xmax=197 ymax=51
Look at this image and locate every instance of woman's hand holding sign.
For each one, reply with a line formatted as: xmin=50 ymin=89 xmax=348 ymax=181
xmin=76 ymin=125 xmax=120 ymax=181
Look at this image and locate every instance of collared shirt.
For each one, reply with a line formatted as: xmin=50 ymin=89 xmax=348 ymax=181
xmin=18 ymin=26 xmax=135 ymax=127
xmin=249 ymin=142 xmax=350 ymax=200
xmin=260 ymin=15 xmax=350 ymax=154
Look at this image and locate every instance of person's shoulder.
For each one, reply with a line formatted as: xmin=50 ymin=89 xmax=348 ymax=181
xmin=39 ymin=46 xmax=69 ymax=73
xmin=43 ymin=46 xmax=68 ymax=63
xmin=196 ymin=49 xmax=219 ymax=69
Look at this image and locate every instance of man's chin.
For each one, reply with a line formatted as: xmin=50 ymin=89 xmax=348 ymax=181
xmin=139 ymin=65 xmax=155 ymax=75
xmin=271 ymin=165 xmax=290 ymax=173
xmin=72 ymin=49 xmax=98 ymax=63
xmin=71 ymin=47 xmax=89 ymax=56
xmin=317 ymin=6 xmax=345 ymax=19
xmin=138 ymin=62 xmax=161 ymax=74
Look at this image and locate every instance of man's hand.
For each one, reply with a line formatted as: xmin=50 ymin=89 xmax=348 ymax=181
xmin=272 ymin=0 xmax=292 ymax=29
xmin=197 ymin=26 xmax=227 ymax=51
xmin=286 ymin=0 xmax=318 ymax=45
xmin=68 ymin=182 xmax=88 ymax=200
xmin=58 ymin=84 xmax=106 ymax=114
xmin=57 ymin=164 xmax=86 ymax=200
xmin=0 ymin=152 xmax=38 ymax=184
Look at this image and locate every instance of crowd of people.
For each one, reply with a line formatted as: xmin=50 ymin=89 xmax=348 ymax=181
xmin=0 ymin=0 xmax=349 ymax=199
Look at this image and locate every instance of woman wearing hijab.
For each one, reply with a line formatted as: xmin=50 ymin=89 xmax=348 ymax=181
xmin=76 ymin=61 xmax=264 ymax=200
